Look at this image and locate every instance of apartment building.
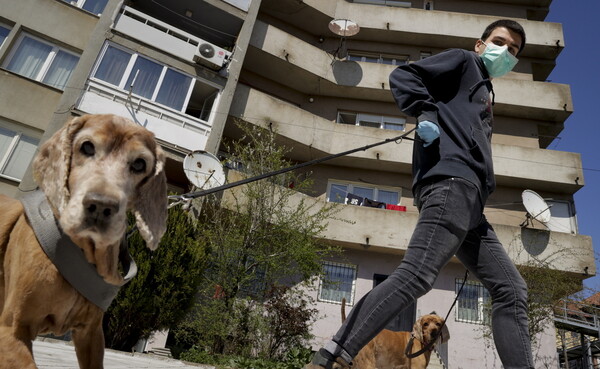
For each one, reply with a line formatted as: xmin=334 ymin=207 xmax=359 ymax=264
xmin=0 ymin=0 xmax=593 ymax=367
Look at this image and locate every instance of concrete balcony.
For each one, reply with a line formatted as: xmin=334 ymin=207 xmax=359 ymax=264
xmin=260 ymin=0 xmax=563 ymax=60
xmin=247 ymin=20 xmax=572 ymax=125
xmin=77 ymin=79 xmax=210 ymax=151
xmin=221 ymin=174 xmax=594 ymax=277
xmin=230 ymin=84 xmax=584 ymax=194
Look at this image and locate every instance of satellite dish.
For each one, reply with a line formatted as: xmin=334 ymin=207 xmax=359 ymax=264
xmin=183 ymin=151 xmax=226 ymax=190
xmin=328 ymin=19 xmax=360 ymax=37
xmin=198 ymin=43 xmax=215 ymax=58
xmin=520 ymin=190 xmax=552 ymax=227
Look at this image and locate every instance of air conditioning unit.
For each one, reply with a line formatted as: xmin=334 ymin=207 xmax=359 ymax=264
xmin=193 ymin=42 xmax=232 ymax=69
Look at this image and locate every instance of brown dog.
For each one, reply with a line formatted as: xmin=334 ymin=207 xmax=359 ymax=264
xmin=341 ymin=300 xmax=449 ymax=369
xmin=0 ymin=114 xmax=167 ymax=369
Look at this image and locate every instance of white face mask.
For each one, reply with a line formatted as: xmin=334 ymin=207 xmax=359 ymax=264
xmin=480 ymin=42 xmax=519 ymax=78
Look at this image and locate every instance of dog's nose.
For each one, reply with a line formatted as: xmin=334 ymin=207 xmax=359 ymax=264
xmin=83 ymin=193 xmax=120 ymax=225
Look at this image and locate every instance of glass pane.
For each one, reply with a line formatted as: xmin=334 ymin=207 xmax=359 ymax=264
xmin=0 ymin=26 xmax=10 ymax=48
xmin=353 ymin=186 xmax=374 ymax=200
xmin=42 ymin=50 xmax=79 ymax=90
xmin=0 ymin=127 xmax=17 ymax=160
xmin=384 ymin=122 xmax=404 ymax=131
xmin=6 ymin=36 xmax=52 ymax=80
xmin=329 ymin=183 xmax=347 ymax=203
xmin=378 ymin=190 xmax=398 ymax=204
xmin=320 ymin=264 xmax=354 ymax=303
xmin=155 ymin=69 xmax=192 ymax=111
xmin=82 ymin=0 xmax=108 ymax=14
xmin=338 ymin=112 xmax=357 ymax=125
xmin=94 ymin=45 xmax=131 ymax=86
xmin=2 ymin=134 xmax=39 ymax=180
xmin=125 ymin=56 xmax=163 ymax=99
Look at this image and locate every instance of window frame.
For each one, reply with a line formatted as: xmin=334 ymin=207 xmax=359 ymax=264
xmin=91 ymin=42 xmax=222 ymax=121
xmin=3 ymin=32 xmax=80 ymax=90
xmin=0 ymin=120 xmax=41 ymax=182
xmin=455 ymin=279 xmax=491 ymax=325
xmin=351 ymin=0 xmax=411 ymax=7
xmin=326 ymin=180 xmax=402 ymax=206
xmin=0 ymin=23 xmax=11 ymax=49
xmin=318 ymin=261 xmax=358 ymax=305
xmin=337 ymin=110 xmax=406 ymax=131
xmin=60 ymin=0 xmax=108 ymax=15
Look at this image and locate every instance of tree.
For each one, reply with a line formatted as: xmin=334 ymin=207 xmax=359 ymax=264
xmin=171 ymin=121 xmax=341 ymax=359
xmin=102 ymin=205 xmax=207 ymax=351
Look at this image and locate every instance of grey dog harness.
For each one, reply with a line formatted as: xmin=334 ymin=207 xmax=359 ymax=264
xmin=21 ymin=190 xmax=137 ymax=311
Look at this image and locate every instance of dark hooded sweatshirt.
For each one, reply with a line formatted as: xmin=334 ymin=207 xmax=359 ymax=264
xmin=389 ymin=48 xmax=495 ymax=202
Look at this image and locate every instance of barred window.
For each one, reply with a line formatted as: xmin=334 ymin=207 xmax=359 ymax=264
xmin=456 ymin=279 xmax=491 ymax=324
xmin=318 ymin=262 xmax=357 ymax=305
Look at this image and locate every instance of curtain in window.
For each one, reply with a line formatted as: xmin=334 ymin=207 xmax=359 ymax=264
xmin=6 ymin=36 xmax=52 ymax=80
xmin=2 ymin=134 xmax=39 ymax=180
xmin=353 ymin=186 xmax=374 ymax=200
xmin=0 ymin=26 xmax=10 ymax=48
xmin=378 ymin=190 xmax=399 ymax=205
xmin=43 ymin=50 xmax=79 ymax=90
xmin=125 ymin=56 xmax=162 ymax=99
xmin=320 ymin=264 xmax=354 ymax=303
xmin=0 ymin=127 xmax=16 ymax=163
xmin=82 ymin=0 xmax=109 ymax=15
xmin=329 ymin=184 xmax=347 ymax=203
xmin=94 ymin=46 xmax=131 ymax=86
xmin=155 ymin=69 xmax=192 ymax=111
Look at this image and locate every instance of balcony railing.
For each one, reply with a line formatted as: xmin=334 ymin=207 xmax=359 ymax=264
xmin=77 ymin=79 xmax=210 ymax=151
xmin=113 ymin=6 xmax=201 ymax=62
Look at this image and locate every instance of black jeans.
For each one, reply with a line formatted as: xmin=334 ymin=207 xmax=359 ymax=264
xmin=331 ymin=177 xmax=533 ymax=369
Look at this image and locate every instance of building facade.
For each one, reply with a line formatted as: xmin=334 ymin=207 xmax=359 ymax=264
xmin=0 ymin=0 xmax=593 ymax=368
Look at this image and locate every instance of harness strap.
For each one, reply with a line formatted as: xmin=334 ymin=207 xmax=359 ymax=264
xmin=21 ymin=190 xmax=137 ymax=311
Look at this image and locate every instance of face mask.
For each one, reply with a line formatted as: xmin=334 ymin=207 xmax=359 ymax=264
xmin=480 ymin=42 xmax=518 ymax=78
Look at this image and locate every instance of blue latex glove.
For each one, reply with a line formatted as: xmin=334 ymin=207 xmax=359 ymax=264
xmin=416 ymin=120 xmax=440 ymax=147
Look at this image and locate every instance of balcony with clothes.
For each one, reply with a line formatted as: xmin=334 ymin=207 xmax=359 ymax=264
xmin=76 ymin=42 xmax=223 ymax=151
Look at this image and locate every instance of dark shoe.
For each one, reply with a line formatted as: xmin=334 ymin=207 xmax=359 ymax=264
xmin=303 ymin=348 xmax=351 ymax=369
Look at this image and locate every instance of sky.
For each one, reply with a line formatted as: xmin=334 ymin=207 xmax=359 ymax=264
xmin=545 ymin=0 xmax=600 ymax=295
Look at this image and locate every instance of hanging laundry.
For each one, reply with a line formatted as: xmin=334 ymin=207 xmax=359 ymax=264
xmin=386 ymin=204 xmax=407 ymax=212
xmin=345 ymin=193 xmax=364 ymax=206
xmin=362 ymin=198 xmax=386 ymax=209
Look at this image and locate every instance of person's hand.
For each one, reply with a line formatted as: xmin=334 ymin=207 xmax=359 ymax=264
xmin=416 ymin=121 xmax=440 ymax=147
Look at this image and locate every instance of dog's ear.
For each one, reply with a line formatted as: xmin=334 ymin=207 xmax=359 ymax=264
xmin=32 ymin=115 xmax=88 ymax=213
xmin=412 ymin=316 xmax=424 ymax=341
xmin=439 ymin=323 xmax=450 ymax=344
xmin=133 ymin=143 xmax=167 ymax=250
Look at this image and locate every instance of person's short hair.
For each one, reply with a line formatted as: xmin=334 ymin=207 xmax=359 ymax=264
xmin=481 ymin=19 xmax=526 ymax=55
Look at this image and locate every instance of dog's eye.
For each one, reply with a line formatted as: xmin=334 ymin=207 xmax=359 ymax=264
xmin=80 ymin=141 xmax=95 ymax=157
xmin=131 ymin=158 xmax=146 ymax=173
xmin=423 ymin=322 xmax=429 ymax=327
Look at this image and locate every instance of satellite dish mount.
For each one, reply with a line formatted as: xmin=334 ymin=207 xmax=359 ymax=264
xmin=328 ymin=19 xmax=360 ymax=60
xmin=520 ymin=190 xmax=552 ymax=228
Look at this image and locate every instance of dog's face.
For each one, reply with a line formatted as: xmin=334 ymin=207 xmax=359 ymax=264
xmin=413 ymin=313 xmax=449 ymax=347
xmin=32 ymin=114 xmax=167 ymax=252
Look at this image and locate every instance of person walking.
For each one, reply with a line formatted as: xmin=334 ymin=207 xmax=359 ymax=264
xmin=306 ymin=19 xmax=533 ymax=369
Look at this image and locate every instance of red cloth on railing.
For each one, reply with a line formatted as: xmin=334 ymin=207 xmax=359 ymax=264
xmin=386 ymin=204 xmax=406 ymax=212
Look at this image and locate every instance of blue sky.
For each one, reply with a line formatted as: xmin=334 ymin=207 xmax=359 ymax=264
xmin=546 ymin=0 xmax=600 ymax=294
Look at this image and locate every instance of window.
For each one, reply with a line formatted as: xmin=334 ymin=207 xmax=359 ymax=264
xmin=456 ymin=279 xmax=490 ymax=324
xmin=4 ymin=34 xmax=80 ymax=90
xmin=351 ymin=0 xmax=411 ymax=7
xmin=0 ymin=24 xmax=10 ymax=48
xmin=92 ymin=43 xmax=220 ymax=122
xmin=546 ymin=200 xmax=577 ymax=234
xmin=0 ymin=123 xmax=40 ymax=181
xmin=318 ymin=262 xmax=357 ymax=305
xmin=61 ymin=0 xmax=108 ymax=15
xmin=337 ymin=111 xmax=406 ymax=131
xmin=424 ymin=1 xmax=434 ymax=10
xmin=327 ymin=181 xmax=401 ymax=206
xmin=347 ymin=51 xmax=408 ymax=66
